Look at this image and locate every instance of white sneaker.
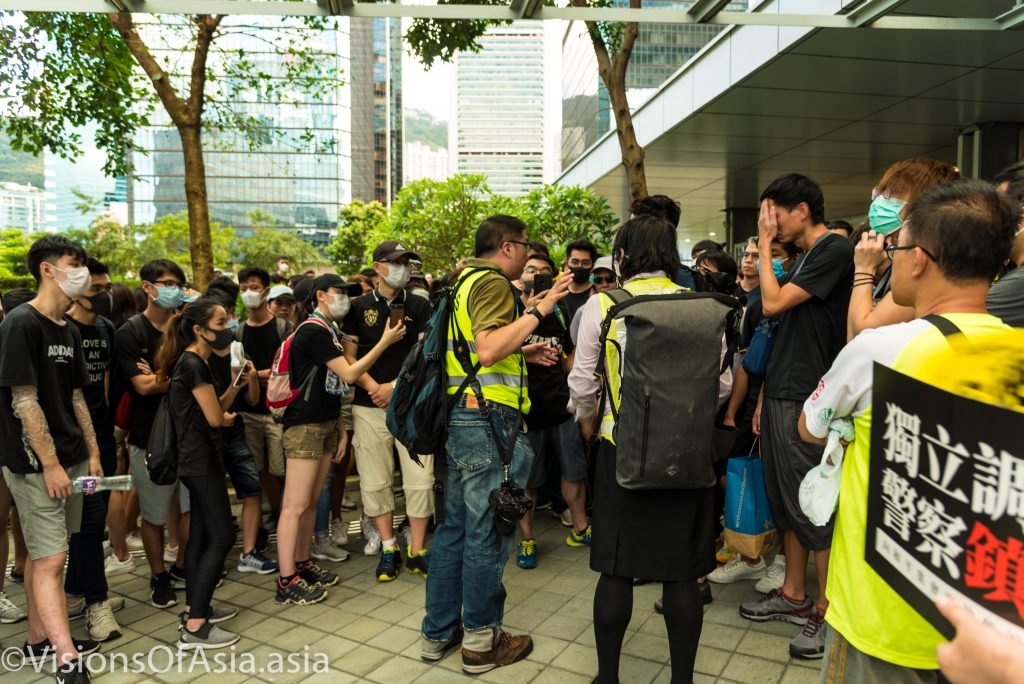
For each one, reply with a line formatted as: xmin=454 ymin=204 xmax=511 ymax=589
xmin=0 ymin=591 xmax=26 ymax=624
xmin=361 ymin=516 xmax=381 ymax=556
xmin=755 ymin=555 xmax=786 ymax=594
xmin=560 ymin=509 xmax=573 ymax=528
xmin=708 ymin=556 xmax=766 ymax=584
xmin=312 ymin=539 xmax=350 ymax=563
xmin=164 ymin=544 xmax=179 ymax=564
xmin=105 ymin=553 xmax=137 ymax=576
xmin=86 ymin=599 xmax=123 ymax=642
xmin=126 ymin=531 xmax=144 ymax=551
xmin=331 ymin=518 xmax=349 ymax=546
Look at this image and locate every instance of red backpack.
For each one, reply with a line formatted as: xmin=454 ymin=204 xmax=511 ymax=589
xmin=266 ymin=316 xmax=331 ymax=420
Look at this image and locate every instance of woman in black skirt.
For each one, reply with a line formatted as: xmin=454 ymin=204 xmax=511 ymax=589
xmin=568 ymin=215 xmax=718 ymax=683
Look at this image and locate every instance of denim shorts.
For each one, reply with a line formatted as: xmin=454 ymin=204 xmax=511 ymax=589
xmin=223 ymin=433 xmax=262 ymax=500
xmin=526 ymin=417 xmax=588 ymax=488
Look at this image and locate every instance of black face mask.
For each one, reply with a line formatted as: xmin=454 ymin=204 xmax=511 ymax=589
xmin=706 ymin=272 xmax=738 ymax=295
xmin=84 ymin=292 xmax=113 ymax=319
xmin=570 ymin=267 xmax=591 ymax=285
xmin=204 ymin=327 xmax=234 ymax=351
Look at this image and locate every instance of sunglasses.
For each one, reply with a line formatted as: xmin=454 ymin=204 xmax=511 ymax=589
xmin=592 ymin=275 xmax=616 ymax=285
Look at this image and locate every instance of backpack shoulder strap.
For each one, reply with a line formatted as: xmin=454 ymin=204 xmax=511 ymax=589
xmin=923 ymin=314 xmax=963 ymax=337
xmin=235 ymin=320 xmax=246 ymax=342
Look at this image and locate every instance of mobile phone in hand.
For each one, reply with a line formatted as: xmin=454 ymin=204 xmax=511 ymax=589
xmin=533 ymin=273 xmax=553 ymax=294
xmin=231 ymin=361 xmax=249 ymax=388
xmin=389 ymin=304 xmax=404 ymax=328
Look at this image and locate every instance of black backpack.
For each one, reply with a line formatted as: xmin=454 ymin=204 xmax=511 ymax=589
xmin=597 ymin=288 xmax=742 ymax=490
xmin=146 ymin=395 xmax=177 ymax=486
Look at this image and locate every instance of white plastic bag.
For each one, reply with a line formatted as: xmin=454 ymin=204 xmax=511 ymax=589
xmin=799 ymin=419 xmax=853 ymax=526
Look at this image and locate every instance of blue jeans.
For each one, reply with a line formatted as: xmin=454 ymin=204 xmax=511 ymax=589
xmin=315 ymin=467 xmax=333 ymax=540
xmin=422 ymin=401 xmax=533 ymax=649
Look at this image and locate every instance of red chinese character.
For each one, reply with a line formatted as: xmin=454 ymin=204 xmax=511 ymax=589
xmin=965 ymin=521 xmax=1024 ymax=620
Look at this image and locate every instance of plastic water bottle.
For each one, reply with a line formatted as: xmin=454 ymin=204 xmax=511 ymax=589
xmin=72 ymin=475 xmax=134 ymax=495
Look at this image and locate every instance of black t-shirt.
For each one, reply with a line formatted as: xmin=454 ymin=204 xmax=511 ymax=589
xmin=209 ymin=353 xmax=246 ymax=440
xmin=524 ymin=302 xmax=574 ymax=430
xmin=282 ymin=315 xmax=346 ymax=428
xmin=170 ymin=352 xmax=223 ymax=477
xmin=563 ymin=289 xmax=593 ymax=323
xmin=238 ymin=317 xmax=286 ymax=415
xmin=67 ymin=316 xmax=116 ymax=442
xmin=765 ymin=232 xmax=854 ymax=401
xmin=0 ymin=305 xmax=89 ymax=473
xmin=342 ymin=290 xmax=431 ymax=408
xmin=115 ymin=314 xmax=165 ymax=448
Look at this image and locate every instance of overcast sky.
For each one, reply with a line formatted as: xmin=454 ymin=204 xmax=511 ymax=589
xmin=400 ymin=18 xmax=454 ymax=122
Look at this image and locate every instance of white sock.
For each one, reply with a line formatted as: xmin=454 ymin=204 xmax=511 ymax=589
xmin=382 ymin=537 xmax=397 ymax=550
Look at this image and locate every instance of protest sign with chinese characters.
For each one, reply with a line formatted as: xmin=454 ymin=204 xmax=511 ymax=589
xmin=866 ymin=362 xmax=1024 ymax=641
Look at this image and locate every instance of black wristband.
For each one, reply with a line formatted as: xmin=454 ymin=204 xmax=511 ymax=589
xmin=527 ymin=307 xmax=545 ymax=324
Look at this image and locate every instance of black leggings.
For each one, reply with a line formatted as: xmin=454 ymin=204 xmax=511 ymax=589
xmin=180 ymin=474 xmax=234 ymax=621
xmin=593 ymin=574 xmax=703 ymax=684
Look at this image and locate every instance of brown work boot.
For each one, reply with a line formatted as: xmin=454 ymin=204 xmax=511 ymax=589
xmin=461 ymin=630 xmax=534 ymax=674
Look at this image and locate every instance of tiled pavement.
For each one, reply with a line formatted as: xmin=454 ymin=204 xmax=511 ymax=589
xmin=1 ymin=508 xmax=823 ymax=684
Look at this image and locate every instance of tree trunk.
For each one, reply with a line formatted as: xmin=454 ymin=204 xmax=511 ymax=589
xmin=604 ymin=74 xmax=647 ymax=203
xmin=178 ymin=123 xmax=214 ymax=289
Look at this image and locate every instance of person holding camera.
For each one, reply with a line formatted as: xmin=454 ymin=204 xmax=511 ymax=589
xmin=420 ymin=215 xmax=572 ymax=675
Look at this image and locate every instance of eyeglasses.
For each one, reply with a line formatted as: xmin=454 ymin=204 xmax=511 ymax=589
xmin=885 ymin=244 xmax=936 ymax=261
xmin=523 ymin=266 xmax=552 ymax=275
xmin=592 ymin=275 xmax=616 ymax=285
xmin=506 ymin=240 xmax=530 ymax=249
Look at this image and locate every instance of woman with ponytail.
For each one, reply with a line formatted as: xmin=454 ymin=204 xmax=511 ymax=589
xmin=155 ymin=297 xmax=248 ymax=650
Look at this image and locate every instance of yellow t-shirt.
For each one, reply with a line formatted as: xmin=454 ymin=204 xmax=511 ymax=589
xmin=804 ymin=313 xmax=1010 ymax=669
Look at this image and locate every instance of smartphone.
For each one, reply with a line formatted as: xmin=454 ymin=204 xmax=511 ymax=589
xmin=231 ymin=360 xmax=249 ymax=388
xmin=389 ymin=304 xmax=405 ymax=328
xmin=533 ymin=273 xmax=553 ymax=294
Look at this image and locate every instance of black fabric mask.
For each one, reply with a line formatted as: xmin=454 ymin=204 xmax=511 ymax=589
xmin=204 ymin=327 xmax=234 ymax=351
xmin=707 ymin=272 xmax=738 ymax=295
xmin=570 ymin=267 xmax=591 ymax=284
xmin=84 ymin=292 xmax=113 ymax=319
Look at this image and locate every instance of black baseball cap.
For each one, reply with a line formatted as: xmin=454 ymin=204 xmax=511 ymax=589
xmin=372 ymin=240 xmax=420 ymax=263
xmin=309 ymin=274 xmax=360 ymax=302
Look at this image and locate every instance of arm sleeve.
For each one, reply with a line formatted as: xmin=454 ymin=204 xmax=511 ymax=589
xmin=801 ymin=333 xmax=878 ymax=439
xmin=789 ymin=238 xmax=854 ymax=302
xmin=0 ymin=317 xmax=38 ymax=388
xmin=567 ymin=294 xmax=603 ymax=417
xmin=468 ymin=276 xmax=516 ymax=336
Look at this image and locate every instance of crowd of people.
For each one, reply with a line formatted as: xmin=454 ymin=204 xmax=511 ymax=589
xmin=0 ymin=156 xmax=1022 ymax=684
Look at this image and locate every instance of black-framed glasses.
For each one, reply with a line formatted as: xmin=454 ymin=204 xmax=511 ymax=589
xmin=885 ymin=244 xmax=936 ymax=261
xmin=506 ymin=239 xmax=530 ymax=249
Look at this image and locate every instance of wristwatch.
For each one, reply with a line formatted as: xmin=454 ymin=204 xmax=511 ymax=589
xmin=527 ymin=306 xmax=544 ymax=324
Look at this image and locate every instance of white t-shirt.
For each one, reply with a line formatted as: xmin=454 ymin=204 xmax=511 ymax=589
xmin=802 ymin=319 xmax=932 ymax=439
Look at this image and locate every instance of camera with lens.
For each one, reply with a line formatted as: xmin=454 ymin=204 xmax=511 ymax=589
xmin=488 ymin=482 xmax=533 ymax=536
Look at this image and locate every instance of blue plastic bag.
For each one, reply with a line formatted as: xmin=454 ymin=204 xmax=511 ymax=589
xmin=723 ymin=454 xmax=777 ymax=558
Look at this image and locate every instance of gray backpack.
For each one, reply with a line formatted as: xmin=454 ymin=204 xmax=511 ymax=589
xmin=597 ymin=288 xmax=741 ymax=490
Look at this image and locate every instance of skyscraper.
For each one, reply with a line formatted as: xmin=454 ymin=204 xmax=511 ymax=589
xmin=451 ymin=22 xmax=550 ymax=197
xmin=0 ymin=182 xmax=45 ymax=232
xmin=562 ymin=0 xmax=748 ymax=170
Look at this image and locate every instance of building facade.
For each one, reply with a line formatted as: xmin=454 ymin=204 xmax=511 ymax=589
xmin=0 ymin=182 xmax=45 ymax=232
xmin=561 ymin=0 xmax=748 ymax=170
xmin=130 ymin=17 xmax=359 ymax=247
xmin=451 ymin=22 xmax=549 ymax=197
xmin=404 ymin=141 xmax=449 ymax=184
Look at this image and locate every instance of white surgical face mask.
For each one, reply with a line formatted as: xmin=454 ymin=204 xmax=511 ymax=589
xmin=52 ymin=265 xmax=91 ymax=299
xmin=278 ymin=262 xmax=290 ymax=273
xmin=410 ymin=288 xmax=430 ymax=299
xmin=382 ymin=263 xmax=411 ymax=289
xmin=240 ymin=289 xmax=265 ymax=309
xmin=327 ymin=293 xmax=350 ymax=320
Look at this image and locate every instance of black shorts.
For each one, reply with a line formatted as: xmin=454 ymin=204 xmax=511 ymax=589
xmin=761 ymin=397 xmax=834 ymax=551
xmin=526 ymin=418 xmax=588 ymax=490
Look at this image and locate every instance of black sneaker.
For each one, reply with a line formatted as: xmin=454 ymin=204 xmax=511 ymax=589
xmin=24 ymin=638 xmax=100 ymax=663
xmin=275 ymin=576 xmax=327 ymax=605
xmin=298 ymin=562 xmax=339 ymax=588
xmin=406 ymin=547 xmax=430 ymax=578
xmin=150 ymin=573 xmax=178 ymax=609
xmin=168 ymin=565 xmax=187 ymax=590
xmin=376 ymin=546 xmax=401 ymax=582
xmin=55 ymin=657 xmax=91 ymax=684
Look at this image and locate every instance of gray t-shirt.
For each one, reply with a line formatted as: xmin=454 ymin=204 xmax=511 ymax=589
xmin=987 ymin=267 xmax=1024 ymax=327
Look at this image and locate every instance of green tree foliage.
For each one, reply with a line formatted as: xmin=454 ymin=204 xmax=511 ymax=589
xmin=65 ymin=218 xmax=142 ymax=279
xmin=0 ymin=11 xmax=343 ymax=289
xmin=136 ymin=212 xmax=235 ymax=281
xmin=0 ymin=229 xmax=34 ymax=279
xmin=331 ymin=179 xmax=617 ymax=275
xmin=327 ymin=200 xmax=390 ymax=274
xmin=233 ymin=224 xmax=324 ymax=275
